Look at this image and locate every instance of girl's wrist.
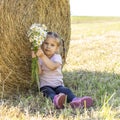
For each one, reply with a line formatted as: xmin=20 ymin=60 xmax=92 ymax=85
xmin=32 ymin=51 xmax=37 ymax=58
xmin=32 ymin=56 xmax=36 ymax=58
xmin=38 ymin=54 xmax=45 ymax=58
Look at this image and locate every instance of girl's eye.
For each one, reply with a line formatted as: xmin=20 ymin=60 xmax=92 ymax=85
xmin=44 ymin=42 xmax=48 ymax=45
xmin=51 ymin=44 xmax=55 ymax=46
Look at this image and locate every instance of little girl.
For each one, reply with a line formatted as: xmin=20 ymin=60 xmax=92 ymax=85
xmin=32 ymin=32 xmax=93 ymax=109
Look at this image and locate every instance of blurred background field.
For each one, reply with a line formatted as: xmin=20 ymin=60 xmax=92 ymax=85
xmin=71 ymin=16 xmax=120 ymax=40
xmin=64 ymin=15 xmax=120 ymax=108
xmin=0 ymin=16 xmax=120 ymax=120
xmin=71 ymin=16 xmax=120 ymax=24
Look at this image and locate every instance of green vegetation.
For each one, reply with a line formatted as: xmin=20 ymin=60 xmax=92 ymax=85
xmin=71 ymin=16 xmax=120 ymax=24
xmin=0 ymin=16 xmax=120 ymax=119
xmin=71 ymin=16 xmax=120 ymax=40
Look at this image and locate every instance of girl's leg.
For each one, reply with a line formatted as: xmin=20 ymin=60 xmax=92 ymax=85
xmin=40 ymin=86 xmax=66 ymax=109
xmin=70 ymin=96 xmax=93 ymax=108
xmin=55 ymin=86 xmax=93 ymax=108
xmin=55 ymin=86 xmax=76 ymax=103
xmin=40 ymin=86 xmax=56 ymax=100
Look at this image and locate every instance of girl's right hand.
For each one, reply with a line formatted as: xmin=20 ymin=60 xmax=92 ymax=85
xmin=31 ymin=51 xmax=36 ymax=58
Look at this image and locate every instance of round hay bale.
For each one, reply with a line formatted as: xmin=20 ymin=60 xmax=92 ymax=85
xmin=0 ymin=0 xmax=70 ymax=97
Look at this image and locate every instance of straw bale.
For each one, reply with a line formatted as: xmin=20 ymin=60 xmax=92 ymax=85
xmin=0 ymin=0 xmax=70 ymax=97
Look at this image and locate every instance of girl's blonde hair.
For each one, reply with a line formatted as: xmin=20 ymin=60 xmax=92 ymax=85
xmin=45 ymin=32 xmax=62 ymax=46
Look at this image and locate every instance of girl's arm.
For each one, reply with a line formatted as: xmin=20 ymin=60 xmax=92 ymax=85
xmin=40 ymin=55 xmax=60 ymax=70
xmin=36 ymin=49 xmax=61 ymax=70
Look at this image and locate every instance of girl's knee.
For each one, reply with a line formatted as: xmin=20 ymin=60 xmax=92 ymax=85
xmin=64 ymin=87 xmax=72 ymax=93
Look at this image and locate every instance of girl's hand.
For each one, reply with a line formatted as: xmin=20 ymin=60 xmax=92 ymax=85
xmin=36 ymin=48 xmax=44 ymax=58
xmin=31 ymin=51 xmax=36 ymax=58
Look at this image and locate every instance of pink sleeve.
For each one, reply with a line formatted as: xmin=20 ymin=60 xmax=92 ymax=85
xmin=51 ymin=54 xmax=62 ymax=64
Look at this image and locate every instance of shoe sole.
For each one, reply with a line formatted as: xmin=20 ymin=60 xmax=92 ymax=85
xmin=70 ymin=96 xmax=93 ymax=109
xmin=56 ymin=93 xmax=66 ymax=109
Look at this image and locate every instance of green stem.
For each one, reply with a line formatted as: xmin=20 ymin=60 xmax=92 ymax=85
xmin=31 ymin=57 xmax=40 ymax=92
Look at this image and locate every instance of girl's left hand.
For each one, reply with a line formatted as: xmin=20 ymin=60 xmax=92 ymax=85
xmin=36 ymin=48 xmax=44 ymax=58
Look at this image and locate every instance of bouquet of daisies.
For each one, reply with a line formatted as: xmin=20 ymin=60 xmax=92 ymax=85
xmin=27 ymin=23 xmax=47 ymax=90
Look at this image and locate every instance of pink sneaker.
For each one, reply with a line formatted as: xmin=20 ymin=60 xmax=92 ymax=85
xmin=53 ymin=93 xmax=66 ymax=109
xmin=70 ymin=96 xmax=93 ymax=109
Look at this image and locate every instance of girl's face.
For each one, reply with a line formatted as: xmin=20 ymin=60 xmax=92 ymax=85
xmin=42 ymin=37 xmax=59 ymax=58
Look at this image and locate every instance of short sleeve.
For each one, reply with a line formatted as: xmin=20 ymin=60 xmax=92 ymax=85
xmin=51 ymin=54 xmax=62 ymax=64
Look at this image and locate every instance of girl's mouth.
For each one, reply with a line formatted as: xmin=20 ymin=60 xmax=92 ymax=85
xmin=45 ymin=49 xmax=50 ymax=52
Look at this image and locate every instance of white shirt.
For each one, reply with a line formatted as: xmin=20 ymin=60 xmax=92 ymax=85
xmin=39 ymin=54 xmax=64 ymax=88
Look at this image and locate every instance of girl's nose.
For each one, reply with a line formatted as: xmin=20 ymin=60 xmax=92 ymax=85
xmin=47 ymin=44 xmax=50 ymax=48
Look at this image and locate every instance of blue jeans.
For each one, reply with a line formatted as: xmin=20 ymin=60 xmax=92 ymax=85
xmin=40 ymin=86 xmax=76 ymax=103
